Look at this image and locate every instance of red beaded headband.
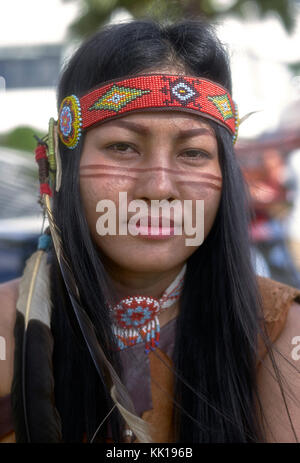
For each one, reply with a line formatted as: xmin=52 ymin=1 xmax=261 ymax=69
xmin=58 ymin=74 xmax=239 ymax=149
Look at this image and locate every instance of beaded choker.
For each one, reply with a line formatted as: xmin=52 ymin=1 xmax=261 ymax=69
xmin=109 ymin=264 xmax=186 ymax=354
xmin=58 ymin=74 xmax=239 ymax=149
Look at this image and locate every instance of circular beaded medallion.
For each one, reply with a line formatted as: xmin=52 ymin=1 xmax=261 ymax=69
xmin=58 ymin=95 xmax=82 ymax=149
xmin=112 ymin=296 xmax=160 ymax=330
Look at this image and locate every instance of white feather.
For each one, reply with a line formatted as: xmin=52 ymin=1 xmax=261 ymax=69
xmin=110 ymin=385 xmax=153 ymax=443
xmin=16 ymin=250 xmax=51 ymax=328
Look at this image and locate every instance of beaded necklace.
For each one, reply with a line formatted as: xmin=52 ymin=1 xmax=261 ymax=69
xmin=109 ymin=264 xmax=186 ymax=354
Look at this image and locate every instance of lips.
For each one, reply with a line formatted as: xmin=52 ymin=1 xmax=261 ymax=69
xmin=131 ymin=216 xmax=177 ymax=238
xmin=135 ymin=216 xmax=175 ymax=227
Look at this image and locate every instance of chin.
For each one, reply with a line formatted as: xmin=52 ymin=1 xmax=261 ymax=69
xmin=95 ymin=234 xmax=198 ymax=272
xmin=99 ymin=247 xmax=188 ymax=274
xmin=118 ymin=258 xmax=182 ymax=274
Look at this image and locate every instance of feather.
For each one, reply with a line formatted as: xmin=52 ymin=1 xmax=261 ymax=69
xmin=110 ymin=385 xmax=153 ymax=443
xmin=239 ymin=110 xmax=262 ymax=125
xmin=14 ymin=247 xmax=62 ymax=442
xmin=43 ymin=194 xmax=153 ymax=442
xmin=16 ymin=250 xmax=51 ymax=329
xmin=11 ymin=310 xmax=27 ymax=441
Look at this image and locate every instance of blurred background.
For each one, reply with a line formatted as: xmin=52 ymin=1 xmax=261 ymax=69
xmin=1 ymin=0 xmax=300 ymax=286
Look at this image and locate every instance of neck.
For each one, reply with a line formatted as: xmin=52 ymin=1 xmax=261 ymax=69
xmin=103 ymin=260 xmax=185 ymax=327
xmin=104 ymin=261 xmax=184 ymax=300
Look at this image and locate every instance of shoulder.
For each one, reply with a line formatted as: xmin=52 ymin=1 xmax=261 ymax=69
xmin=256 ymin=275 xmax=300 ymax=363
xmin=0 ymin=278 xmax=20 ymax=397
xmin=0 ymin=278 xmax=20 ymax=325
xmin=272 ymin=300 xmax=300 ymax=378
xmin=257 ymin=301 xmax=300 ymax=442
xmin=257 ymin=275 xmax=300 ymax=323
xmin=274 ymin=301 xmax=300 ymax=363
xmin=256 ymin=277 xmax=300 ymax=442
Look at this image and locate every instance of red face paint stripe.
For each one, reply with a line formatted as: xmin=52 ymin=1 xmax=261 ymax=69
xmin=79 ymin=164 xmax=222 ymax=181
xmin=80 ymin=172 xmax=222 ymax=191
xmin=79 ymin=173 xmax=137 ymax=181
xmin=177 ymin=181 xmax=222 ymax=191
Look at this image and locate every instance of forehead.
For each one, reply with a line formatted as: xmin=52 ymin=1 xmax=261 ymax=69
xmin=95 ymin=110 xmax=215 ymax=134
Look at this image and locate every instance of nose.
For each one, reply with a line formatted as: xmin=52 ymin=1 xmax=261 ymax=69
xmin=133 ymin=165 xmax=180 ymax=203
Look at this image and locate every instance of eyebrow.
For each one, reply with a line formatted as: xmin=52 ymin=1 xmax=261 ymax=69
xmin=103 ymin=119 xmax=214 ymax=140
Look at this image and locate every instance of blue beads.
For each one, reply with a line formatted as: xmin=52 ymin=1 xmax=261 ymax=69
xmin=38 ymin=233 xmax=52 ymax=251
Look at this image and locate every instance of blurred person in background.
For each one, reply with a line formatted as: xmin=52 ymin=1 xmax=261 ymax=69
xmin=285 ymin=148 xmax=300 ymax=272
xmin=247 ymin=146 xmax=300 ymax=287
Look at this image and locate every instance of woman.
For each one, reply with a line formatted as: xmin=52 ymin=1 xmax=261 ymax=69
xmin=0 ymin=18 xmax=299 ymax=443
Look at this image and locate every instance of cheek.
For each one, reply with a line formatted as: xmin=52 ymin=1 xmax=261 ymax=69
xmin=79 ymin=178 xmax=114 ymax=234
xmin=79 ymin=176 xmax=134 ymax=238
xmin=182 ymin=180 xmax=222 ymax=239
xmin=203 ymin=189 xmax=222 ymax=237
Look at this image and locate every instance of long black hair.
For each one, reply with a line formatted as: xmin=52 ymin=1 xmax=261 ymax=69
xmin=50 ymin=18 xmax=284 ymax=442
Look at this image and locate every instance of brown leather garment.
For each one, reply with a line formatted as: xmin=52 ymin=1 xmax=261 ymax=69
xmin=257 ymin=276 xmax=300 ymax=366
xmin=1 ymin=276 xmax=300 ymax=443
xmin=134 ymin=276 xmax=300 ymax=443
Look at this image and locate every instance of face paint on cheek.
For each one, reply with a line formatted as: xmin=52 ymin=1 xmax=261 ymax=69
xmin=79 ymin=163 xmax=221 ymax=243
xmin=177 ymin=171 xmax=222 ymax=193
xmin=80 ymin=172 xmax=138 ymax=182
xmin=79 ymin=163 xmax=138 ymax=198
xmin=79 ymin=164 xmax=137 ymax=241
xmin=177 ymin=172 xmax=222 ymax=245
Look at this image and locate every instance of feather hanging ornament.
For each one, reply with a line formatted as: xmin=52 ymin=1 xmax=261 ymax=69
xmin=16 ymin=239 xmax=52 ymax=331
xmin=13 ymin=232 xmax=63 ymax=442
xmin=43 ymin=194 xmax=153 ymax=442
xmin=35 ymin=119 xmax=153 ymax=442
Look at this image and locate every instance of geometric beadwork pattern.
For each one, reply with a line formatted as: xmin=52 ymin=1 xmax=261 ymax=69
xmin=113 ymin=297 xmax=160 ymax=330
xmin=58 ymin=74 xmax=238 ymax=149
xmin=111 ymin=297 xmax=160 ymax=353
xmin=168 ymin=77 xmax=200 ymax=106
xmin=88 ymin=84 xmax=151 ymax=112
xmin=207 ymin=94 xmax=234 ymax=120
xmin=109 ymin=264 xmax=186 ymax=354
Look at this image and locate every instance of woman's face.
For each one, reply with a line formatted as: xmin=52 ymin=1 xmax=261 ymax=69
xmin=79 ymin=111 xmax=222 ymax=274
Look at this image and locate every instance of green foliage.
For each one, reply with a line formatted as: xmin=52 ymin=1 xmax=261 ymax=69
xmin=0 ymin=126 xmax=44 ymax=154
xmin=288 ymin=60 xmax=300 ymax=75
xmin=63 ymin=0 xmax=297 ymax=39
xmin=224 ymin=0 xmax=295 ymax=31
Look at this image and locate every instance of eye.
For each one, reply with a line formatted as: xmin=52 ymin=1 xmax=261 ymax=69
xmin=106 ymin=142 xmax=136 ymax=153
xmin=180 ymin=149 xmax=212 ymax=159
